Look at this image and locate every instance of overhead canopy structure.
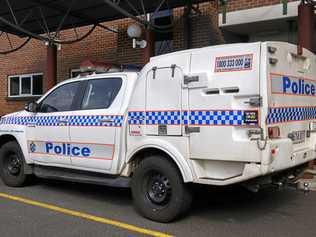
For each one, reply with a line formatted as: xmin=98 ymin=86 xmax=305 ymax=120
xmin=0 ymin=0 xmax=213 ymax=86
xmin=0 ymin=0 xmax=209 ymax=37
xmin=0 ymin=0 xmax=314 ymax=89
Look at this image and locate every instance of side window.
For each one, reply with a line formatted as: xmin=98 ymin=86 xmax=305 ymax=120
xmin=40 ymin=82 xmax=80 ymax=113
xmin=81 ymin=78 xmax=122 ymax=110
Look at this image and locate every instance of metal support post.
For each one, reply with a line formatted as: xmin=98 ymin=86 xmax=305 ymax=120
xmin=297 ymin=1 xmax=315 ymax=54
xmin=141 ymin=29 xmax=155 ymax=65
xmin=46 ymin=43 xmax=57 ymax=90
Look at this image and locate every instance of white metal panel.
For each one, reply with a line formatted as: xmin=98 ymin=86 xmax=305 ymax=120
xmin=266 ymin=42 xmax=316 ymax=152
xmin=26 ymin=111 xmax=71 ymax=165
xmin=219 ymin=1 xmax=301 ymax=27
xmin=145 ymin=67 xmax=183 ymax=136
xmin=188 ymin=43 xmax=261 ymax=162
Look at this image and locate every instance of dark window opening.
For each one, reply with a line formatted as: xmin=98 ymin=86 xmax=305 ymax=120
xmin=40 ymin=82 xmax=80 ymax=112
xmin=8 ymin=73 xmax=43 ymax=97
xmin=81 ymin=78 xmax=122 ymax=110
xmin=9 ymin=77 xmax=19 ymax=96
xmin=153 ymin=10 xmax=173 ymax=56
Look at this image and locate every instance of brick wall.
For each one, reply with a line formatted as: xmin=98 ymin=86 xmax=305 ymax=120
xmin=226 ymin=0 xmax=298 ymax=12
xmin=56 ymin=21 xmax=120 ymax=83
xmin=0 ymin=37 xmax=46 ymax=115
xmin=0 ymin=0 xmax=272 ymax=116
xmin=173 ymin=1 xmax=224 ymax=51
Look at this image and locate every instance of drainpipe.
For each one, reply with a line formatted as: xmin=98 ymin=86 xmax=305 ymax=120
xmin=46 ymin=43 xmax=57 ymax=90
xmin=297 ymin=1 xmax=315 ymax=54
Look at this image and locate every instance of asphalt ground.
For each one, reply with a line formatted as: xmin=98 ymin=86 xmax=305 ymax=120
xmin=0 ymin=177 xmax=315 ymax=237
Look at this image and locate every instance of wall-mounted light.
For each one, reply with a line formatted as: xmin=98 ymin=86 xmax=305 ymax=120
xmin=127 ymin=24 xmax=147 ymax=49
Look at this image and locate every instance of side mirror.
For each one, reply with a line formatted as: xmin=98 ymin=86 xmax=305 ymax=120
xmin=25 ymin=102 xmax=39 ymax=113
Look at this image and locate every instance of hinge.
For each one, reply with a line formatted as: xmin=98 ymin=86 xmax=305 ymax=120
xmin=244 ymin=96 xmax=262 ymax=107
xmin=184 ymin=75 xmax=199 ymax=84
xmin=152 ymin=67 xmax=157 ymax=79
xmin=185 ymin=126 xmax=200 ymax=134
xmin=171 ymin=64 xmax=176 ymax=78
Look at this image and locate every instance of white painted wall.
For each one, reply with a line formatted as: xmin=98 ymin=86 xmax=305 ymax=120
xmin=219 ymin=1 xmax=301 ymax=27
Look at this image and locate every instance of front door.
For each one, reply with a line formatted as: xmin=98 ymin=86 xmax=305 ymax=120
xmin=69 ymin=77 xmax=125 ymax=173
xmin=26 ymin=81 xmax=81 ymax=165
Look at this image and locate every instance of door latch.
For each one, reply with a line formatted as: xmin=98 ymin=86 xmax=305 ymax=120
xmin=184 ymin=75 xmax=199 ymax=84
xmin=185 ymin=126 xmax=200 ymax=134
xmin=244 ymin=96 xmax=262 ymax=107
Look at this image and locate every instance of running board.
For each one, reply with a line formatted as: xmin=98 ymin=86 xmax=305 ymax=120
xmin=33 ymin=165 xmax=130 ymax=188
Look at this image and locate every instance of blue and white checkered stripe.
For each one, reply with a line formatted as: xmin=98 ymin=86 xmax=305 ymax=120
xmin=129 ymin=110 xmax=250 ymax=126
xmin=146 ymin=111 xmax=182 ymax=125
xmin=0 ymin=115 xmax=124 ymax=127
xmin=267 ymin=107 xmax=316 ymax=124
xmin=129 ymin=111 xmax=182 ymax=125
xmin=34 ymin=116 xmax=60 ymax=126
xmin=184 ymin=110 xmax=244 ymax=126
xmin=67 ymin=115 xmax=123 ymax=127
xmin=128 ymin=111 xmax=145 ymax=125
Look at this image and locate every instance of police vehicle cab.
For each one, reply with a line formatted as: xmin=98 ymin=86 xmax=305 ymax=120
xmin=0 ymin=42 xmax=315 ymax=222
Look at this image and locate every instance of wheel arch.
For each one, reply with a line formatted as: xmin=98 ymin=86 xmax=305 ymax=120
xmin=127 ymin=144 xmax=194 ymax=183
xmin=0 ymin=134 xmax=33 ymax=174
xmin=0 ymin=134 xmax=18 ymax=148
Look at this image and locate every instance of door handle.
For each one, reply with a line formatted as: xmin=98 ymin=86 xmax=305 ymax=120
xmin=58 ymin=119 xmax=68 ymax=125
xmin=27 ymin=122 xmax=37 ymax=127
xmin=98 ymin=118 xmax=114 ymax=124
xmin=185 ymin=126 xmax=200 ymax=134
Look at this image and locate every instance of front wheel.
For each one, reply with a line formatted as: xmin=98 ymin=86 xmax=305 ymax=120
xmin=131 ymin=156 xmax=192 ymax=223
xmin=0 ymin=141 xmax=30 ymax=187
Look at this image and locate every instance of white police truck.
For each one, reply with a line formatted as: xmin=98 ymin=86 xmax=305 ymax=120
xmin=0 ymin=42 xmax=315 ymax=222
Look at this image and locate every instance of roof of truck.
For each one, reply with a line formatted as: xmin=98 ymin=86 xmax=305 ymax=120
xmin=149 ymin=41 xmax=304 ymax=62
xmin=58 ymin=71 xmax=139 ymax=85
xmin=150 ymin=42 xmax=262 ymax=62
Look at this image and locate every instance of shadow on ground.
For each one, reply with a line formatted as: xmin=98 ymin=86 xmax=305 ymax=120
xmin=32 ymin=177 xmax=302 ymax=224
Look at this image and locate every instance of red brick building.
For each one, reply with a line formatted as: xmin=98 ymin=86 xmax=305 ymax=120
xmin=0 ymin=0 xmax=312 ymax=115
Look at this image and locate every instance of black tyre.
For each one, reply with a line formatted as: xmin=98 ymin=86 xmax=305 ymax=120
xmin=131 ymin=156 xmax=192 ymax=223
xmin=0 ymin=141 xmax=29 ymax=187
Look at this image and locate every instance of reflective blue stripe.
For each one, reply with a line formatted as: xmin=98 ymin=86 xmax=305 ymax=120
xmin=128 ymin=110 xmax=250 ymax=126
xmin=0 ymin=115 xmax=124 ymax=127
xmin=267 ymin=106 xmax=316 ymax=124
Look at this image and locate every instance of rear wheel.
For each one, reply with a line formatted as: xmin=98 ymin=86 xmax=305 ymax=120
xmin=0 ymin=141 xmax=30 ymax=187
xmin=131 ymin=156 xmax=192 ymax=222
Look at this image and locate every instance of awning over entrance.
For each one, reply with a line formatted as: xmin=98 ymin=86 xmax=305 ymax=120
xmin=218 ymin=1 xmax=316 ymax=42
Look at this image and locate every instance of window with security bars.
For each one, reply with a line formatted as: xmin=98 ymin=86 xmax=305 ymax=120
xmin=153 ymin=10 xmax=173 ymax=56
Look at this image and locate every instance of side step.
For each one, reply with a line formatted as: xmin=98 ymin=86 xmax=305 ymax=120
xmin=33 ymin=165 xmax=131 ymax=188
